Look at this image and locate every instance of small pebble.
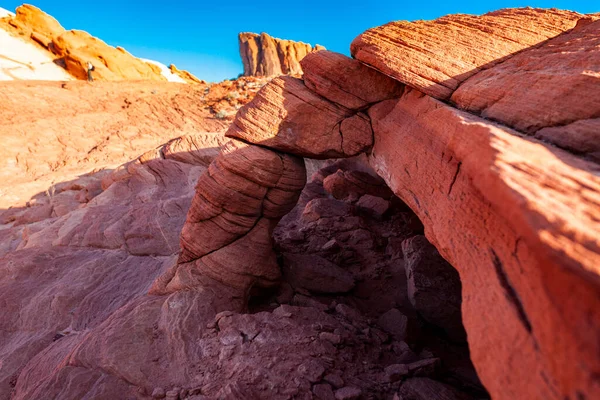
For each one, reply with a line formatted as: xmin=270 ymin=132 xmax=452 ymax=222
xmin=151 ymin=387 xmax=166 ymax=399
xmin=334 ymin=386 xmax=362 ymax=400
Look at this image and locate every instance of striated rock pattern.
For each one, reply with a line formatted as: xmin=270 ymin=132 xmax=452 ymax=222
xmin=215 ymin=8 xmax=600 ymax=400
xmin=452 ymin=17 xmax=600 ymax=161
xmin=239 ymin=32 xmax=325 ymax=77
xmin=226 ymin=75 xmax=374 ymax=158
xmin=368 ymin=87 xmax=600 ymax=400
xmin=152 ymin=139 xmax=306 ymax=294
xmin=0 ymin=77 xmax=268 ymax=209
xmin=2 ymin=6 xmax=600 ymax=400
xmin=301 ymin=50 xmax=405 ymax=110
xmin=351 ymin=8 xmax=583 ymax=100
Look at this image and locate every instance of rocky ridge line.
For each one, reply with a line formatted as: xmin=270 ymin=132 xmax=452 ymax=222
xmin=239 ymin=32 xmax=325 ymax=77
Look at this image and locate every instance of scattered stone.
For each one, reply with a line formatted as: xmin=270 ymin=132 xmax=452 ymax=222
xmin=402 ymin=236 xmax=466 ymax=342
xmin=385 ymin=364 xmax=409 ymax=382
xmin=165 ymin=388 xmax=179 ymax=400
xmin=273 ymin=305 xmax=294 ymax=318
xmin=293 ymin=294 xmax=329 ymax=311
xmin=151 ymin=387 xmax=166 ymax=399
xmin=392 ymin=341 xmax=419 ymax=363
xmin=320 ymin=332 xmax=342 ymax=345
xmin=297 ymin=360 xmax=326 ymax=383
xmin=324 ymin=373 xmax=345 ymax=389
xmin=377 ymin=309 xmax=409 ymax=341
xmin=321 ymin=239 xmax=341 ymax=252
xmin=302 ymin=198 xmax=354 ymax=223
xmin=335 ymin=386 xmax=362 ymax=400
xmin=398 ymin=377 xmax=474 ymax=400
xmin=313 ymin=383 xmax=336 ymax=400
xmin=282 ymin=253 xmax=355 ymax=294
xmin=407 ymin=358 xmax=440 ymax=377
xmin=356 ymin=194 xmax=390 ymax=218
xmin=335 ymin=304 xmax=366 ymax=326
xmin=275 ymin=282 xmax=294 ymax=304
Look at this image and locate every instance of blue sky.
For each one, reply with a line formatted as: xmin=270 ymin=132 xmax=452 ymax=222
xmin=2 ymin=1 xmax=598 ymax=81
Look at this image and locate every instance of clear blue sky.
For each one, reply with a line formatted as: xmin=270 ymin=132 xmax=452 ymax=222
xmin=3 ymin=1 xmax=598 ymax=81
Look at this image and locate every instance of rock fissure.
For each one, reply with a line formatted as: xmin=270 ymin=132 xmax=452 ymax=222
xmin=447 ymin=162 xmax=462 ymax=196
xmin=490 ymin=248 xmax=532 ymax=334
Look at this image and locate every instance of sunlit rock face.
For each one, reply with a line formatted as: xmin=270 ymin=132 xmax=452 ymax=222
xmin=2 ymin=7 xmax=600 ymax=400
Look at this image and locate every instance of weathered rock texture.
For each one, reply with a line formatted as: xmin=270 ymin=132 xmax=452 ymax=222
xmin=2 ymin=6 xmax=599 ymax=400
xmin=351 ymin=8 xmax=583 ymax=100
xmin=239 ymin=32 xmax=325 ymax=76
xmin=0 ymin=77 xmax=268 ymax=209
xmin=226 ymin=75 xmax=374 ymax=158
xmin=0 ymin=5 xmax=202 ymax=82
xmin=152 ymin=139 xmax=306 ymax=295
xmin=224 ymin=7 xmax=600 ymax=400
xmin=452 ymin=17 xmax=600 ymax=161
xmin=402 ymin=236 xmax=466 ymax=342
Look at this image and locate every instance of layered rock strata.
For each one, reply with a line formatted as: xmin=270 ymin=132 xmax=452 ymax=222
xmin=239 ymin=32 xmax=325 ymax=76
xmin=209 ymin=8 xmax=598 ymax=400
xmin=2 ymin=7 xmax=599 ymax=400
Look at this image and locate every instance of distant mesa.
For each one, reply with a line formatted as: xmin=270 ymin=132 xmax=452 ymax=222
xmin=0 ymin=4 xmax=202 ymax=83
xmin=239 ymin=32 xmax=325 ymax=77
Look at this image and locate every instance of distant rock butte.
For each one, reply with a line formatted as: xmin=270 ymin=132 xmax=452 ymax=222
xmin=239 ymin=32 xmax=325 ymax=77
xmin=0 ymin=4 xmax=202 ymax=82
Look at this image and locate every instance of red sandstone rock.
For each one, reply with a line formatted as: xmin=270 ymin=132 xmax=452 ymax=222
xmin=452 ymin=18 xmax=600 ymax=159
xmin=4 ymin=4 xmax=64 ymax=44
xmin=322 ymin=169 xmax=393 ymax=202
xmin=169 ymin=63 xmax=206 ymax=84
xmin=0 ymin=78 xmax=268 ymax=209
xmin=368 ymin=87 xmax=600 ymax=400
xmin=351 ymin=8 xmax=583 ymax=100
xmin=301 ymin=50 xmax=404 ymax=110
xmin=282 ymin=253 xmax=355 ymax=293
xmin=152 ymin=139 xmax=306 ymax=294
xmin=226 ymin=76 xmax=373 ymax=158
xmin=402 ymin=235 xmax=466 ymax=342
xmin=239 ymin=32 xmax=324 ymax=77
xmin=2 ymin=6 xmax=599 ymax=400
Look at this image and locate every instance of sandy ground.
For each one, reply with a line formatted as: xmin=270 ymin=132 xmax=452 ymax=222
xmin=0 ymin=27 xmax=73 ymax=81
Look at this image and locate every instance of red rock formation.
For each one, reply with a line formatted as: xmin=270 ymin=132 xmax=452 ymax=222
xmin=226 ymin=76 xmax=373 ymax=158
xmin=169 ymin=63 xmax=206 ymax=84
xmin=239 ymin=32 xmax=325 ymax=77
xmin=0 ymin=77 xmax=268 ymax=209
xmin=220 ymin=8 xmax=600 ymax=400
xmin=301 ymin=50 xmax=405 ymax=110
xmin=1 ymin=6 xmax=599 ymax=400
xmin=152 ymin=139 xmax=306 ymax=294
xmin=351 ymin=8 xmax=582 ymax=100
xmin=452 ymin=17 xmax=600 ymax=160
xmin=0 ymin=5 xmax=203 ymax=82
